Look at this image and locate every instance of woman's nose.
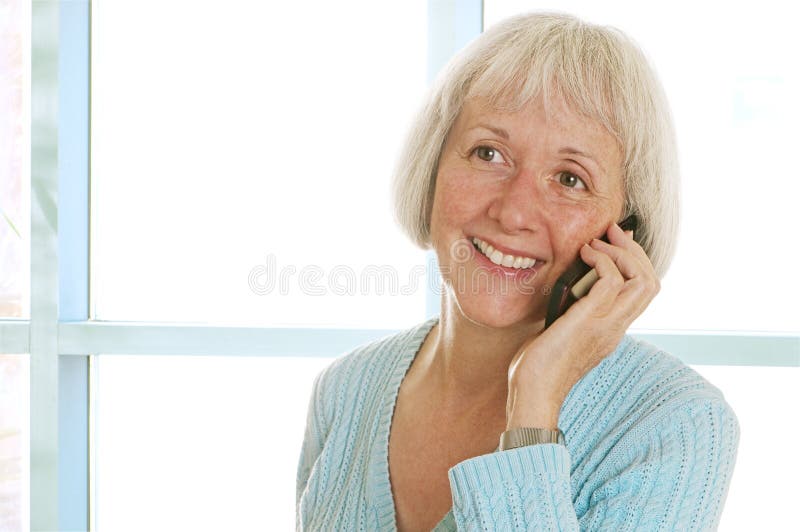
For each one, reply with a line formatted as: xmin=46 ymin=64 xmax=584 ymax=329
xmin=487 ymin=170 xmax=546 ymax=234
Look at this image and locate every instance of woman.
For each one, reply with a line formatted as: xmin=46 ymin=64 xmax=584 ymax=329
xmin=297 ymin=12 xmax=739 ymax=531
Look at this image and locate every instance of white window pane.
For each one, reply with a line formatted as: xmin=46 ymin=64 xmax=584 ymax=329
xmin=0 ymin=0 xmax=30 ymax=318
xmin=93 ymin=355 xmax=331 ymax=531
xmin=690 ymin=365 xmax=799 ymax=530
xmin=91 ymin=0 xmax=429 ymax=328
xmin=0 ymin=354 xmax=30 ymax=532
xmin=485 ymin=1 xmax=800 ymax=333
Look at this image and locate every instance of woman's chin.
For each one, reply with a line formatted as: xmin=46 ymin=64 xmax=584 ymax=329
xmin=452 ymin=294 xmax=546 ymax=330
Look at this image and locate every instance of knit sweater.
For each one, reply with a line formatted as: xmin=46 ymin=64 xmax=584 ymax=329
xmin=296 ymin=316 xmax=739 ymax=531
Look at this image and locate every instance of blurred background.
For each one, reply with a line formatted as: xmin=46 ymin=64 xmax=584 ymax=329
xmin=2 ymin=0 xmax=798 ymax=530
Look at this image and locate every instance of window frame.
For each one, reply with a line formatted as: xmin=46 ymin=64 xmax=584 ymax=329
xmin=0 ymin=0 xmax=795 ymax=529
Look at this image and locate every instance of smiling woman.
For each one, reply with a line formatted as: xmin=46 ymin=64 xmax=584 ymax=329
xmin=427 ymin=96 xmax=626 ymax=331
xmin=296 ymin=12 xmax=738 ymax=531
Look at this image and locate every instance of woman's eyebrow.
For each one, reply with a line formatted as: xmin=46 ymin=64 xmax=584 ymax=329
xmin=559 ymin=146 xmax=606 ymax=174
xmin=473 ymin=124 xmax=510 ymax=140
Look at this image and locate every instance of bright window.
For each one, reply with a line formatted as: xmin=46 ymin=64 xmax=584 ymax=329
xmin=0 ymin=355 xmax=29 ymax=532
xmin=0 ymin=0 xmax=30 ymax=319
xmin=88 ymin=1 xmax=429 ymax=529
xmin=93 ymin=355 xmax=329 ymax=531
xmin=0 ymin=0 xmax=30 ymax=529
xmin=91 ymin=0 xmax=429 ymax=328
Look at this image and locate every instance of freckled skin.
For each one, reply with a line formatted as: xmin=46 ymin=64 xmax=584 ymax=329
xmin=429 ymin=96 xmax=625 ymax=330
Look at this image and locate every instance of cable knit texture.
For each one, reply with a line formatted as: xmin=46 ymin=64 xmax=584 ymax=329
xmin=296 ymin=316 xmax=739 ymax=531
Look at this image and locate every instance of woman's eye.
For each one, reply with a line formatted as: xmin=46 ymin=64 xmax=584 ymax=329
xmin=558 ymin=172 xmax=587 ymax=190
xmin=473 ymin=146 xmax=505 ymax=163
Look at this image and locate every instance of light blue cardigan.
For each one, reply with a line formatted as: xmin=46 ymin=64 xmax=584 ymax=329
xmin=296 ymin=317 xmax=739 ymax=530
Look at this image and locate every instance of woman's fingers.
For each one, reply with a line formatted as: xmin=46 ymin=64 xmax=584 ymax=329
xmin=588 ymin=237 xmax=645 ymax=279
xmin=597 ymin=228 xmax=661 ymax=304
xmin=578 ymin=232 xmax=659 ymax=323
xmin=577 ymin=243 xmax=626 ymax=317
xmin=608 ymin=223 xmax=652 ymax=265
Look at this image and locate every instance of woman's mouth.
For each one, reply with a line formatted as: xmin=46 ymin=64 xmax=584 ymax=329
xmin=471 ymin=237 xmax=540 ymax=270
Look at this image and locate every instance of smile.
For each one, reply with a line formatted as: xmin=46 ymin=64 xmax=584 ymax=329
xmin=471 ymin=237 xmax=539 ymax=269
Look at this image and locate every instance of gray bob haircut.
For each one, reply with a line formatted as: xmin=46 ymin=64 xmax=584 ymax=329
xmin=391 ymin=12 xmax=680 ymax=279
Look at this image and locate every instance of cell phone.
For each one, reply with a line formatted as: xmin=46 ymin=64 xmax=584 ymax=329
xmin=544 ymin=214 xmax=639 ymax=329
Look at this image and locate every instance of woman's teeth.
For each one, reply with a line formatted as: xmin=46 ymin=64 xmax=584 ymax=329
xmin=471 ymin=237 xmax=538 ymax=269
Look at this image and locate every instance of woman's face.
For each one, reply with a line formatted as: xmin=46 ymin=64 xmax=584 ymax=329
xmin=429 ymin=96 xmax=625 ymax=329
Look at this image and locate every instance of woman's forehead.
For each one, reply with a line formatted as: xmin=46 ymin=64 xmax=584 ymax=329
xmin=456 ymin=96 xmax=619 ymax=152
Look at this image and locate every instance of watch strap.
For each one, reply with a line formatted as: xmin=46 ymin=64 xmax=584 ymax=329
xmin=499 ymin=427 xmax=565 ymax=451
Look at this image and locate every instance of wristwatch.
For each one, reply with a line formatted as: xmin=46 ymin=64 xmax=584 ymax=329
xmin=499 ymin=427 xmax=565 ymax=451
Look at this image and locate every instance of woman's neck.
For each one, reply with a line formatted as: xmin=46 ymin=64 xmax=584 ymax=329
xmin=415 ymin=291 xmax=546 ymax=407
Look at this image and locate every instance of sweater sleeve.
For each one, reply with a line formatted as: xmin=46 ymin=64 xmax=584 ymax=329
xmin=447 ymin=398 xmax=740 ymax=531
xmin=295 ymin=370 xmax=328 ymax=530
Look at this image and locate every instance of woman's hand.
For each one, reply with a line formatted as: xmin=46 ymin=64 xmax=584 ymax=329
xmin=505 ymin=222 xmax=661 ymax=430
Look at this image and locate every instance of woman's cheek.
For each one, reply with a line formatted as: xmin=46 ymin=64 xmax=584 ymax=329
xmin=438 ymin=178 xmax=490 ymax=222
xmin=548 ymin=209 xmax=606 ymax=272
